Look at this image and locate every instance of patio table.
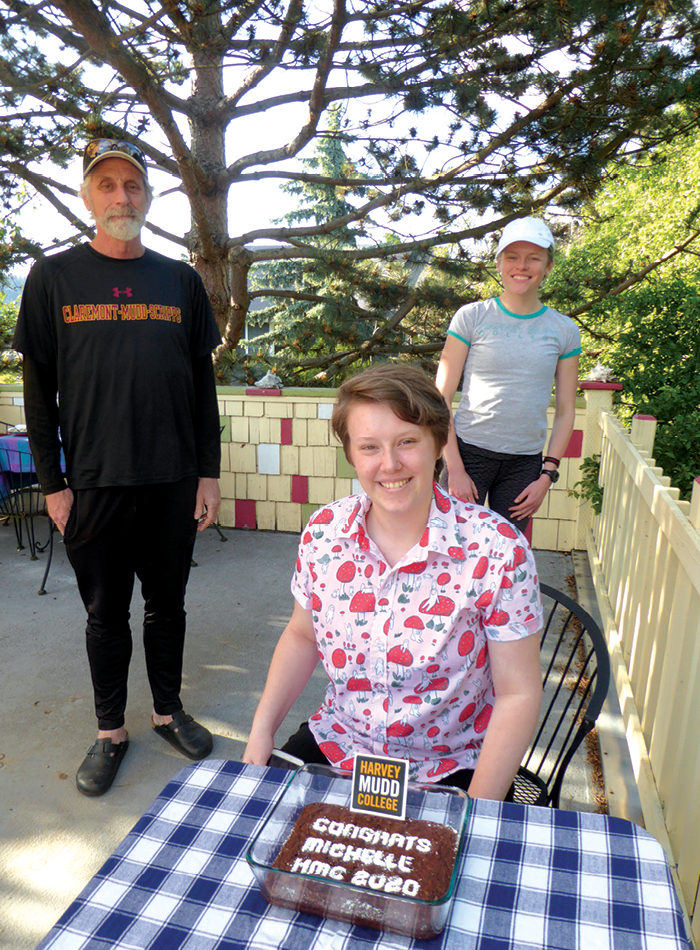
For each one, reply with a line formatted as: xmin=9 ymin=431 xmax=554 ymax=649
xmin=0 ymin=432 xmax=64 ymax=593
xmin=36 ymin=758 xmax=692 ymax=950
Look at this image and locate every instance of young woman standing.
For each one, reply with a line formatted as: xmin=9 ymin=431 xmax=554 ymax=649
xmin=436 ymin=217 xmax=581 ymax=533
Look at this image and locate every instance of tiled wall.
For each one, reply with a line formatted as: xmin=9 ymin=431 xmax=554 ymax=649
xmin=216 ymin=385 xmax=590 ymax=551
xmin=0 ymin=389 xmax=24 ymax=429
xmin=217 ymin=388 xmax=359 ymax=534
xmin=2 ymin=383 xmax=601 ymax=552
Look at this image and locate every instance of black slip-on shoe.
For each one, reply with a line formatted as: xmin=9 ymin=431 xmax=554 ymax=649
xmin=76 ymin=735 xmax=129 ymax=797
xmin=152 ymin=710 xmax=213 ymax=760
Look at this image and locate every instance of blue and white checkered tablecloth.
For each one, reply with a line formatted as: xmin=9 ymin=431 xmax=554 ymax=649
xmin=36 ymin=759 xmax=692 ymax=950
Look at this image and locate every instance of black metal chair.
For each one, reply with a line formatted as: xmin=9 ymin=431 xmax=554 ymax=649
xmin=0 ymin=424 xmax=55 ymax=595
xmin=513 ymin=582 xmax=611 ymax=808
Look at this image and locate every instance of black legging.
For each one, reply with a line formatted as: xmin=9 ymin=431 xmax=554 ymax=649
xmin=64 ymin=477 xmax=198 ymax=730
xmin=456 ymin=438 xmax=542 ymax=533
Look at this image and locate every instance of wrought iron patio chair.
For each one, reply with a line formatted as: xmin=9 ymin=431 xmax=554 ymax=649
xmin=0 ymin=424 xmax=55 ymax=595
xmin=513 ymin=582 xmax=611 ymax=808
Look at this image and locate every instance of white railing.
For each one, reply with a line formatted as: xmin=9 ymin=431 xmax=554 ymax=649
xmin=585 ymin=409 xmax=700 ymax=944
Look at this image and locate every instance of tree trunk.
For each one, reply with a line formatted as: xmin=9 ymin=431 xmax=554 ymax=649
xmin=185 ymin=6 xmax=231 ymax=342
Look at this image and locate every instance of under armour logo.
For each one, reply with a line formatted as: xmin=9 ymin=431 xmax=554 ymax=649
xmin=113 ymin=287 xmax=133 ymax=298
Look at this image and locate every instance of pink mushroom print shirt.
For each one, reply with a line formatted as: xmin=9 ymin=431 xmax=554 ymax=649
xmin=292 ymin=483 xmax=542 ymax=783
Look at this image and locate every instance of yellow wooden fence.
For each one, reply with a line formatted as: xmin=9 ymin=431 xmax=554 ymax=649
xmin=584 ymin=408 xmax=700 ymax=942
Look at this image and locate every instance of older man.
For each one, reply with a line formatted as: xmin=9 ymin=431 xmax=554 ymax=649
xmin=14 ymin=138 xmax=222 ymax=796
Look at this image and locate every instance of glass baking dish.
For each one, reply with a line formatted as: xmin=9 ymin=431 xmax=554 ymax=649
xmin=245 ymin=763 xmax=470 ymax=939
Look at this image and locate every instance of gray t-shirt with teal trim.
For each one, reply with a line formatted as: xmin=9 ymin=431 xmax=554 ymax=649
xmin=447 ymin=297 xmax=581 ymax=455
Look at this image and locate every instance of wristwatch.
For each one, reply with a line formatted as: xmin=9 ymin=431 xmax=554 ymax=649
xmin=541 ymin=468 xmax=559 ymax=483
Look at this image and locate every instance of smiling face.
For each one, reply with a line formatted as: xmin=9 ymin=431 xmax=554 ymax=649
xmin=497 ymin=240 xmax=553 ymax=308
xmin=82 ymin=157 xmax=151 ymax=247
xmin=346 ymin=401 xmax=440 ymax=529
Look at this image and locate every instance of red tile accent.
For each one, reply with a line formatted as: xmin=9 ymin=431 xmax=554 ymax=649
xmin=235 ymin=499 xmax=257 ymax=529
xmin=578 ymin=381 xmax=623 ymax=391
xmin=245 ymin=388 xmax=282 ymax=396
xmin=281 ymin=418 xmax=293 ymax=445
xmin=633 ymin=414 xmax=656 ymax=421
xmin=563 ymin=430 xmax=583 ymax=458
xmin=292 ymin=475 xmax=308 ymax=504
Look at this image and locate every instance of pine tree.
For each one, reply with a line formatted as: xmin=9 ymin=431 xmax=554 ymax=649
xmin=245 ymin=108 xmax=367 ymax=383
xmin=244 ymin=108 xmax=443 ymax=383
xmin=0 ymin=0 xmax=699 ymax=375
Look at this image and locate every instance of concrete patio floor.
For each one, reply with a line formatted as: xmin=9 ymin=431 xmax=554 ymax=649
xmin=1 ymin=519 xmax=602 ymax=950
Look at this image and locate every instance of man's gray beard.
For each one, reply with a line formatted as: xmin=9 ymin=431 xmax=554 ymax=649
xmin=98 ymin=211 xmax=145 ymax=242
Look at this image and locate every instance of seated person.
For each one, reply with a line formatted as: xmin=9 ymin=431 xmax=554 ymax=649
xmin=243 ymin=364 xmax=543 ymax=800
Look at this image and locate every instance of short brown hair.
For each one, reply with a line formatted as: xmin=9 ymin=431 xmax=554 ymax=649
xmin=332 ymin=364 xmax=450 ymax=464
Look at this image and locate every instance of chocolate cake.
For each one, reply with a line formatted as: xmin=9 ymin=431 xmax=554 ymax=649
xmin=269 ymin=800 xmax=458 ymax=932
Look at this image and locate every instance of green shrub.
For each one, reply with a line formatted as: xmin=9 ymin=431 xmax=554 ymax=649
xmin=569 ymin=454 xmax=604 ymax=515
xmin=603 ymin=278 xmax=700 ymax=500
xmin=0 ymin=295 xmax=21 ymax=382
xmin=0 ymin=295 xmax=18 ymax=349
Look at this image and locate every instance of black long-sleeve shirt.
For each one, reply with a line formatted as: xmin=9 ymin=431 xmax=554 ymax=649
xmin=14 ymin=244 xmax=221 ymax=493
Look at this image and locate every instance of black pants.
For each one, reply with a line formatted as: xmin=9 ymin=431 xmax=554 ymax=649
xmin=64 ymin=478 xmax=198 ymax=730
xmin=280 ymin=722 xmax=514 ymax=800
xmin=456 ymin=439 xmax=542 ymax=533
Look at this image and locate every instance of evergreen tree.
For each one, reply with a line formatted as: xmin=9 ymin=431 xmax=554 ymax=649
xmin=544 ymin=118 xmax=700 ymax=353
xmin=604 ymin=279 xmax=700 ymax=499
xmin=243 ymin=107 xmax=371 ymax=384
xmin=0 ymin=0 xmax=699 ymax=372
xmin=243 ymin=108 xmax=449 ymax=384
xmin=542 ymin=122 xmax=700 ymax=497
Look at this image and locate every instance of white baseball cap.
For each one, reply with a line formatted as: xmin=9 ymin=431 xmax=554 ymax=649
xmin=496 ymin=217 xmax=554 ymax=256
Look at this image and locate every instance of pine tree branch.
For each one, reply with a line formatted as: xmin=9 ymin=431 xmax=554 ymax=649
xmin=219 ymin=0 xmax=305 ymax=115
xmin=234 ymin=179 xmax=565 ymax=262
xmin=4 ymin=162 xmax=91 ymax=238
xmin=289 ymin=336 xmax=444 ymax=374
xmin=250 ymin=288 xmax=371 ymax=318
xmin=567 ymin=228 xmax=700 ymax=326
xmin=224 ymin=70 xmax=582 ymax=225
xmin=222 ymin=0 xmax=346 ymax=176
